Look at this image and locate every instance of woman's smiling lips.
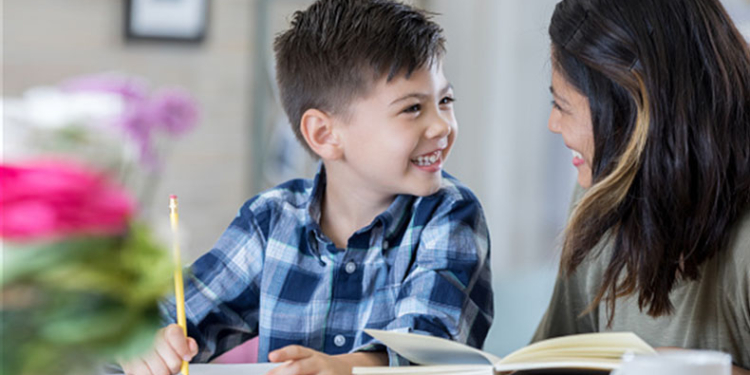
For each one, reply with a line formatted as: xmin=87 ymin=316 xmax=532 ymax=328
xmin=572 ymin=149 xmax=585 ymax=167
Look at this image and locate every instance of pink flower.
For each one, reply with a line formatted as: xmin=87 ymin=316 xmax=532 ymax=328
xmin=118 ymin=104 xmax=159 ymax=167
xmin=0 ymin=160 xmax=136 ymax=242
xmin=151 ymin=88 xmax=199 ymax=136
xmin=60 ymin=74 xmax=200 ymax=169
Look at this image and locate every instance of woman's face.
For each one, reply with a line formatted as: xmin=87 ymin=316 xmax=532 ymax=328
xmin=548 ymin=67 xmax=595 ymax=188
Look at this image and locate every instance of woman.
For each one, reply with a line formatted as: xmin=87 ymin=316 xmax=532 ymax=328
xmin=536 ymin=0 xmax=750 ymax=372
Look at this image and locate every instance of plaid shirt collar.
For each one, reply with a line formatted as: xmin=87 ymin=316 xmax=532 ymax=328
xmin=303 ymin=164 xmax=414 ymax=254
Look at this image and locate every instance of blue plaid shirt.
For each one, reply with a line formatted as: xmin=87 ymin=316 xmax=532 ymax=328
xmin=162 ymin=167 xmax=493 ymax=364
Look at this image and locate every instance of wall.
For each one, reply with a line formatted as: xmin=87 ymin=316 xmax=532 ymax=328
xmin=425 ymin=0 xmax=574 ymax=356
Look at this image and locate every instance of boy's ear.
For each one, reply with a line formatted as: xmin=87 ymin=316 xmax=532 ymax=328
xmin=299 ymin=108 xmax=343 ymax=160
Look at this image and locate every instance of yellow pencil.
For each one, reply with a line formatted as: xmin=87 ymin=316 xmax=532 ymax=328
xmin=169 ymin=195 xmax=189 ymax=375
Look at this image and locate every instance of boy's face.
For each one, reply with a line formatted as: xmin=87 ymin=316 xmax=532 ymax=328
xmin=333 ymin=63 xmax=457 ymax=197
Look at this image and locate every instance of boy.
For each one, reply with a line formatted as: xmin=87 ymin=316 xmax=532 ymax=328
xmin=121 ymin=1 xmax=493 ymax=374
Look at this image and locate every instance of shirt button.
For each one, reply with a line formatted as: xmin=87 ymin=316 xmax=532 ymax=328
xmin=382 ymin=240 xmax=389 ymax=249
xmin=345 ymin=262 xmax=356 ymax=274
xmin=334 ymin=334 xmax=346 ymax=347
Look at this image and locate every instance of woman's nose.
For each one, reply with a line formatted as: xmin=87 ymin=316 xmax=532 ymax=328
xmin=548 ymin=111 xmax=562 ymax=134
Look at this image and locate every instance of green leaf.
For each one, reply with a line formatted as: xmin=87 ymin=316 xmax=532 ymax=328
xmin=1 ymin=222 xmax=175 ymax=375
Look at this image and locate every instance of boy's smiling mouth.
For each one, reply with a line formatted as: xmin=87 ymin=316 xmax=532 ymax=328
xmin=411 ymin=149 xmax=442 ymax=167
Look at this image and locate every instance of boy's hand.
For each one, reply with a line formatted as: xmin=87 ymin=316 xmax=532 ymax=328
xmin=120 ymin=324 xmax=199 ymax=375
xmin=267 ymin=346 xmax=387 ymax=375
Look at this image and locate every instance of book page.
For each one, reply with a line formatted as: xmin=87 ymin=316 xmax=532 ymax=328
xmin=498 ymin=332 xmax=655 ymax=365
xmin=179 ymin=363 xmax=281 ymax=375
xmin=494 ymin=360 xmax=619 ymax=372
xmin=365 ymin=329 xmax=502 ymax=366
xmin=354 ymin=364 xmax=493 ymax=375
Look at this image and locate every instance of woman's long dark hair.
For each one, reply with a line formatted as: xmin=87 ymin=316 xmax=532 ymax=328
xmin=550 ymin=0 xmax=750 ymax=324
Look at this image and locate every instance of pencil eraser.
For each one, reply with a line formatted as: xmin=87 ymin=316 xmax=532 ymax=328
xmin=170 ymin=195 xmax=178 ymax=199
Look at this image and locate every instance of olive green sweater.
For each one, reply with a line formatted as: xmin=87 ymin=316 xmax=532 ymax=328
xmin=533 ymin=189 xmax=750 ymax=369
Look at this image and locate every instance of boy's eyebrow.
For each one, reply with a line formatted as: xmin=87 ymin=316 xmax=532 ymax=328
xmin=390 ymin=83 xmax=454 ymax=106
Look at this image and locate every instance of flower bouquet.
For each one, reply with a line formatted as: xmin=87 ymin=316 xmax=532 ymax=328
xmin=2 ymin=73 xmax=199 ymax=206
xmin=0 ymin=160 xmax=173 ymax=375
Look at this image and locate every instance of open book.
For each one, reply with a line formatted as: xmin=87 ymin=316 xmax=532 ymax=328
xmin=352 ymin=329 xmax=656 ymax=374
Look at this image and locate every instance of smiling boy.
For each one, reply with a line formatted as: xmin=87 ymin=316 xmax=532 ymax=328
xmin=120 ymin=1 xmax=493 ymax=374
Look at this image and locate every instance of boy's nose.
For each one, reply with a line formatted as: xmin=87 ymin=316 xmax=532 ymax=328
xmin=426 ymin=116 xmax=453 ymax=139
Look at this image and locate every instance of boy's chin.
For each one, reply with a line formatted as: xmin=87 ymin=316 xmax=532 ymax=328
xmin=404 ymin=178 xmax=443 ymax=197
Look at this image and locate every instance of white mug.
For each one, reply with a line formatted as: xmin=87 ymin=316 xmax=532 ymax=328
xmin=612 ymin=350 xmax=732 ymax=375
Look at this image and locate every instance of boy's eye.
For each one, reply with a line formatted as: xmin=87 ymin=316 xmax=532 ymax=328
xmin=551 ymin=100 xmax=563 ymax=111
xmin=403 ymin=104 xmax=421 ymax=113
xmin=440 ymin=96 xmax=455 ymax=105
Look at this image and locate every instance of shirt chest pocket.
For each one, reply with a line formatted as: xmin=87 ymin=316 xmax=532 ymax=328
xmin=362 ymin=266 xmax=405 ymax=322
xmin=368 ymin=283 xmax=401 ymax=322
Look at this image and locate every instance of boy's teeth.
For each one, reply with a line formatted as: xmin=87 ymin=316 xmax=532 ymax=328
xmin=572 ymin=150 xmax=583 ymax=159
xmin=413 ymin=151 xmax=441 ymax=166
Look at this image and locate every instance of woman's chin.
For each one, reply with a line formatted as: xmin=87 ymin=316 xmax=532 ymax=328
xmin=577 ymin=173 xmax=592 ymax=189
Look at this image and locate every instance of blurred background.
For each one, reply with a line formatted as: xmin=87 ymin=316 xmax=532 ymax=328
xmin=3 ymin=0 xmax=749 ymax=360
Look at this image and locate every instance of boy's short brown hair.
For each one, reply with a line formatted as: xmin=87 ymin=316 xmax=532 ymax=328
xmin=274 ymin=0 xmax=445 ymax=155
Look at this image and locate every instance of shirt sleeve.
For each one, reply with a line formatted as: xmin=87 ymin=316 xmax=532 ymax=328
xmin=378 ymin=194 xmax=494 ymax=364
xmin=160 ymin=200 xmax=266 ymax=362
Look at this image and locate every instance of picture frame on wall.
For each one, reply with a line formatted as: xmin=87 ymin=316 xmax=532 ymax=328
xmin=125 ymin=0 xmax=209 ymax=42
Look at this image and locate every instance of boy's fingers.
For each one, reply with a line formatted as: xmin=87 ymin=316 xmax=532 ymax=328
xmin=164 ymin=324 xmax=193 ymax=360
xmin=122 ymin=357 xmax=152 ymax=375
xmin=284 ymin=356 xmax=325 ymax=375
xmin=144 ymin=351 xmax=171 ymax=375
xmin=188 ymin=338 xmax=199 ymax=356
xmin=265 ymin=360 xmax=307 ymax=375
xmin=154 ymin=337 xmax=184 ymax=374
xmin=268 ymin=345 xmax=313 ymax=362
